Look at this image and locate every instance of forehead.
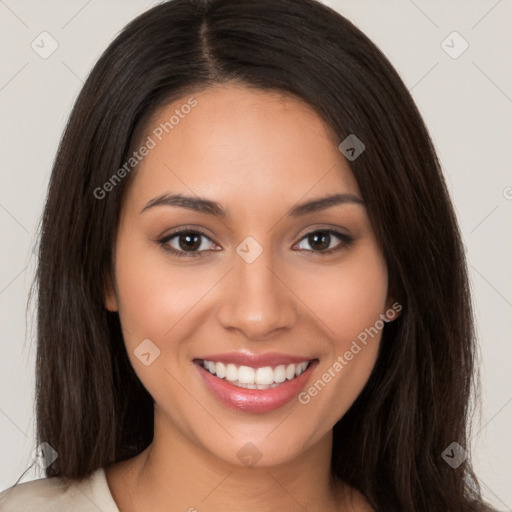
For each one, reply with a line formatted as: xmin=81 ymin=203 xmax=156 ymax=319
xmin=123 ymin=84 xmax=360 ymax=211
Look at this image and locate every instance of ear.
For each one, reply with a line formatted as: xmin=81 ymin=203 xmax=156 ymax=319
xmin=383 ymin=296 xmax=402 ymax=322
xmin=104 ymin=274 xmax=119 ymax=312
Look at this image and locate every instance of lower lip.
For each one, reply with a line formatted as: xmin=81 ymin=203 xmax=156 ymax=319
xmin=195 ymin=360 xmax=318 ymax=413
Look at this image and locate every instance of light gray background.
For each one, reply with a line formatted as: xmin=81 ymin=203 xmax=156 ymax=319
xmin=0 ymin=0 xmax=511 ymax=509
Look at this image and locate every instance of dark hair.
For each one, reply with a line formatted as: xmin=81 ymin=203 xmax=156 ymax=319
xmin=31 ymin=0 xmax=494 ymax=510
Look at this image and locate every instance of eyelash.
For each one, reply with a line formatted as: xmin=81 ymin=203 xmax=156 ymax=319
xmin=157 ymin=228 xmax=354 ymax=258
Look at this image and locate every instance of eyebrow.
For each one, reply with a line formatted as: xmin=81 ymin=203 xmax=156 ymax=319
xmin=140 ymin=192 xmax=364 ymax=217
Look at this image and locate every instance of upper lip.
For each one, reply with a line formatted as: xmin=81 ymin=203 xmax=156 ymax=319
xmin=194 ymin=352 xmax=316 ymax=368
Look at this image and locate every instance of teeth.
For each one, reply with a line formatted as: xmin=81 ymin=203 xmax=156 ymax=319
xmin=215 ymin=362 xmax=226 ymax=379
xmin=274 ymin=365 xmax=286 ymax=383
xmin=226 ymin=363 xmax=238 ymax=381
xmin=201 ymin=360 xmax=310 ymax=387
xmin=238 ymin=366 xmax=255 ymax=384
xmin=255 ymin=366 xmax=274 ymax=385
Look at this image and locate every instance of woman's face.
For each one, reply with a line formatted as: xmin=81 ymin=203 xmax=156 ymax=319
xmin=105 ymin=84 xmax=395 ymax=467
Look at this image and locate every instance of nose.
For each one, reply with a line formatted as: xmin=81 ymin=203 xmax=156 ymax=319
xmin=216 ymin=247 xmax=300 ymax=341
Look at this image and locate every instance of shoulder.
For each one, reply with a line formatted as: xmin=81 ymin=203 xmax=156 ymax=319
xmin=0 ymin=468 xmax=119 ymax=512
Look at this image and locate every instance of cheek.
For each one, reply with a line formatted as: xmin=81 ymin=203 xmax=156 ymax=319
xmin=112 ymin=235 xmax=204 ymax=408
xmin=113 ymin=234 xmax=207 ymax=346
xmin=292 ymin=242 xmax=388 ymax=420
xmin=294 ymin=240 xmax=389 ymax=347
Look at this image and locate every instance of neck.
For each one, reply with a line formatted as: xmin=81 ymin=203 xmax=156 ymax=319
xmin=118 ymin=407 xmax=352 ymax=512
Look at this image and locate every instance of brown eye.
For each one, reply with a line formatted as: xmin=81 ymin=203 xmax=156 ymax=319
xmin=158 ymin=230 xmax=215 ymax=257
xmin=176 ymin=232 xmax=202 ymax=251
xmin=294 ymin=230 xmax=354 ymax=255
xmin=306 ymin=231 xmax=331 ymax=251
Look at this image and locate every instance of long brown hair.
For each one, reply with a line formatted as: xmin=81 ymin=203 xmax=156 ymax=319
xmin=31 ymin=0 xmax=493 ymax=510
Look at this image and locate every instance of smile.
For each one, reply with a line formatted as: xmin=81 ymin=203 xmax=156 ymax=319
xmin=199 ymin=359 xmax=311 ymax=390
xmin=194 ymin=355 xmax=318 ymax=413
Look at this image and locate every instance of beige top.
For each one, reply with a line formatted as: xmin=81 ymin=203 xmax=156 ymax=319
xmin=0 ymin=468 xmax=119 ymax=512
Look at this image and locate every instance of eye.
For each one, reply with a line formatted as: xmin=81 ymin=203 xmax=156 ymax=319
xmin=158 ymin=229 xmax=216 ymax=257
xmin=293 ymin=229 xmax=354 ymax=256
xmin=157 ymin=228 xmax=354 ymax=258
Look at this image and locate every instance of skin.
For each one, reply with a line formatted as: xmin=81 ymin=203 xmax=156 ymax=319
xmin=104 ymin=83 xmax=399 ymax=512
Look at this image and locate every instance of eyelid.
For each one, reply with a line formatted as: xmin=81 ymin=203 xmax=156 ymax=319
xmin=157 ymin=227 xmax=217 ymax=257
xmin=293 ymin=229 xmax=352 ymax=251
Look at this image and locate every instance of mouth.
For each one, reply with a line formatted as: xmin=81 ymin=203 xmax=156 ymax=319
xmin=193 ymin=356 xmax=319 ymax=413
xmin=197 ymin=359 xmax=312 ymax=389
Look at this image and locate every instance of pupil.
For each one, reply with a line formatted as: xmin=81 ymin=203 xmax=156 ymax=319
xmin=310 ymin=232 xmax=330 ymax=251
xmin=180 ymin=233 xmax=201 ymax=251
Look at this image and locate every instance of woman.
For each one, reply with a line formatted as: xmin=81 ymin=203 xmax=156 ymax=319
xmin=0 ymin=0 xmax=496 ymax=510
